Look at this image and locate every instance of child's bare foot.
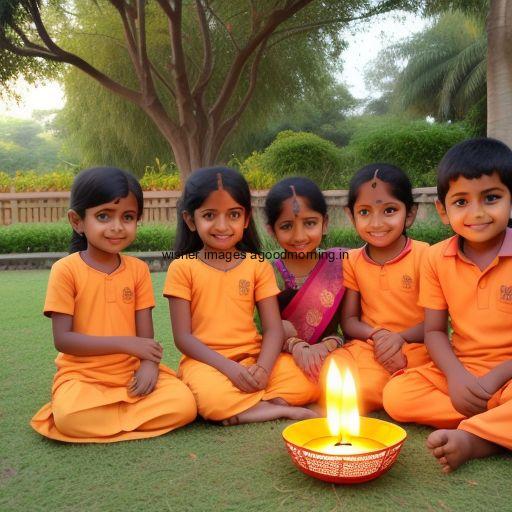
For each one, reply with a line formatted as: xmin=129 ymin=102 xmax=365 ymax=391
xmin=427 ymin=429 xmax=501 ymax=473
xmin=221 ymin=401 xmax=318 ymax=425
xmin=285 ymin=406 xmax=319 ymax=421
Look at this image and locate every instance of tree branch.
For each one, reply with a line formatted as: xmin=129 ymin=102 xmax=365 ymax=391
xmin=210 ymin=39 xmax=267 ymax=162
xmin=209 ymin=0 xmax=314 ymax=126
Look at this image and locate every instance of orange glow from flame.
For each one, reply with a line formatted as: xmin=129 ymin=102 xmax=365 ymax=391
xmin=326 ymin=360 xmax=360 ymax=441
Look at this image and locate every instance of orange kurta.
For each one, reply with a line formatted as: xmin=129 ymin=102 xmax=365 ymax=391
xmin=31 ymin=253 xmax=196 ymax=443
xmin=324 ymin=239 xmax=431 ymax=413
xmin=383 ymin=229 xmax=512 ymax=449
xmin=164 ymin=255 xmax=319 ymax=421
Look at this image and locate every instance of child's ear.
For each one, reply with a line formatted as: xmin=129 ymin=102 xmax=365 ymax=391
xmin=405 ymin=204 xmax=418 ymax=229
xmin=344 ymin=207 xmax=355 ymax=227
xmin=243 ymin=211 xmax=251 ymax=229
xmin=434 ymin=199 xmax=451 ymax=226
xmin=322 ymin=214 xmax=329 ymax=235
xmin=182 ymin=211 xmax=196 ymax=231
xmin=67 ymin=209 xmax=84 ymax=235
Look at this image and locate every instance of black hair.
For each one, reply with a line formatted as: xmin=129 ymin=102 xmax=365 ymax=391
xmin=347 ymin=163 xmax=414 ymax=214
xmin=264 ymin=176 xmax=327 ymax=228
xmin=437 ymin=137 xmax=512 ymax=208
xmin=174 ymin=166 xmax=260 ymax=255
xmin=68 ymin=167 xmax=143 ymax=253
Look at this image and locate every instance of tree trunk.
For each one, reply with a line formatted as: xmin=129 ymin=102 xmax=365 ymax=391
xmin=487 ymin=0 xmax=512 ymax=148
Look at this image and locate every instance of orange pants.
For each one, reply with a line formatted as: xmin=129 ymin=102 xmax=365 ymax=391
xmin=321 ymin=340 xmax=430 ymax=414
xmin=31 ymin=366 xmax=197 ymax=443
xmin=383 ymin=364 xmax=512 ymax=450
xmin=179 ymin=353 xmax=320 ymax=421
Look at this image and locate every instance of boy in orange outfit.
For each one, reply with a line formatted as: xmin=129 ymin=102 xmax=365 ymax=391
xmin=383 ymin=138 xmax=512 ymax=472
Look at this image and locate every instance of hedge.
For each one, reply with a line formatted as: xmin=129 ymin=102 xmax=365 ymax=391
xmin=0 ymin=223 xmax=176 ymax=254
xmin=0 ymin=221 xmax=452 ymax=254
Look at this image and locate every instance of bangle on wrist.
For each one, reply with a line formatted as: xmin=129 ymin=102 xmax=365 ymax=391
xmin=323 ymin=336 xmax=343 ymax=352
xmin=285 ymin=336 xmax=304 ymax=353
xmin=368 ymin=326 xmax=386 ymax=340
xmin=292 ymin=341 xmax=309 ymax=353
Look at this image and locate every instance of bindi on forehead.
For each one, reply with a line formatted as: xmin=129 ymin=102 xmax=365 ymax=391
xmin=290 ymin=185 xmax=301 ymax=216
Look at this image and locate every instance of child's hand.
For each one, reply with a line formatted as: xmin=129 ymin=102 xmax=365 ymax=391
xmin=223 ymin=360 xmax=260 ymax=393
xmin=128 ymin=360 xmax=159 ymax=396
xmin=380 ymin=350 xmax=407 ymax=374
xmin=447 ymin=369 xmax=491 ymax=417
xmin=374 ymin=332 xmax=405 ymax=366
xmin=128 ymin=338 xmax=163 ymax=364
xmin=247 ymin=364 xmax=269 ymax=390
xmin=478 ymin=371 xmax=501 ymax=397
xmin=292 ymin=342 xmax=328 ymax=382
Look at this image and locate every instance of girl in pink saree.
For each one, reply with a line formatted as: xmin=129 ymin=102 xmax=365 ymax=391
xmin=265 ymin=177 xmax=347 ymax=382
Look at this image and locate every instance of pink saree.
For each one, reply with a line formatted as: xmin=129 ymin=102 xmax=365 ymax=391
xmin=274 ymin=248 xmax=346 ymax=344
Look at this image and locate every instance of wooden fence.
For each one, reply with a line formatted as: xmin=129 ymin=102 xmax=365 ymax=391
xmin=0 ymin=188 xmax=439 ymax=227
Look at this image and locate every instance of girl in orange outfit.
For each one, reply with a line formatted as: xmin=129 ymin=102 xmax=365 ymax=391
xmin=264 ymin=177 xmax=346 ymax=383
xmin=165 ymin=167 xmax=319 ymax=425
xmin=31 ymin=167 xmax=196 ymax=443
xmin=322 ymin=163 xmax=430 ymax=413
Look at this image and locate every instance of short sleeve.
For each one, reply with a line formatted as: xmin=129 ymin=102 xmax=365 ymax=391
xmin=163 ymin=258 xmax=192 ymax=301
xmin=134 ymin=261 xmax=155 ymax=311
xmin=418 ymin=246 xmax=448 ymax=310
xmin=342 ymin=252 xmax=359 ymax=292
xmin=254 ymin=260 xmax=280 ymax=302
xmin=44 ymin=260 xmax=76 ymax=317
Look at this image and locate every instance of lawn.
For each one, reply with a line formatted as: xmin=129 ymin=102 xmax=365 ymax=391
xmin=1 ymin=270 xmax=510 ymax=512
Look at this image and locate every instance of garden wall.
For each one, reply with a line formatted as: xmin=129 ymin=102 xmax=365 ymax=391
xmin=0 ymin=188 xmax=438 ymax=227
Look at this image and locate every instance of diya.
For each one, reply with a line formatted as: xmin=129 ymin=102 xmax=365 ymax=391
xmin=282 ymin=360 xmax=407 ymax=484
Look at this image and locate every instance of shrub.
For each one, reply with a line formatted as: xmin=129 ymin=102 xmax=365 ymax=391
xmin=350 ymin=119 xmax=472 ymax=186
xmin=140 ymin=159 xmax=181 ymax=191
xmin=0 ymin=223 xmax=176 ymax=253
xmin=0 ymin=171 xmax=10 ymax=192
xmin=239 ymin=152 xmax=276 ymax=189
xmin=261 ymin=130 xmax=345 ymax=189
xmin=12 ymin=170 xmax=75 ymax=192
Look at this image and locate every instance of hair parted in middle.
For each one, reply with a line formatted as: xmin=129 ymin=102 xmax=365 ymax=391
xmin=347 ymin=163 xmax=414 ymax=214
xmin=264 ymin=176 xmax=327 ymax=228
xmin=174 ymin=166 xmax=260 ymax=255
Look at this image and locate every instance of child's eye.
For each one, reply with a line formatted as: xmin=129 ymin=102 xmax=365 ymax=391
xmin=384 ymin=207 xmax=397 ymax=214
xmin=485 ymin=194 xmax=500 ymax=203
xmin=454 ymin=199 xmax=467 ymax=207
xmin=203 ymin=212 xmax=214 ymax=220
xmin=124 ymin=214 xmax=135 ymax=221
xmin=230 ymin=211 xmax=241 ymax=219
xmin=305 ymin=220 xmax=318 ymax=227
xmin=279 ymin=223 xmax=292 ymax=230
xmin=358 ymin=209 xmax=369 ymax=216
xmin=96 ymin=213 xmax=109 ymax=221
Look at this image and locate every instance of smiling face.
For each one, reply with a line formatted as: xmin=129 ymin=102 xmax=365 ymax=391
xmin=184 ymin=189 xmax=249 ymax=252
xmin=270 ymin=195 xmax=327 ymax=254
xmin=346 ymin=178 xmax=416 ymax=252
xmin=436 ymin=172 xmax=511 ymax=246
xmin=69 ymin=192 xmax=139 ymax=257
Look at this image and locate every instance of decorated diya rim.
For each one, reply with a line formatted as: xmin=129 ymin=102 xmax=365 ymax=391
xmin=282 ymin=416 xmax=407 ymax=457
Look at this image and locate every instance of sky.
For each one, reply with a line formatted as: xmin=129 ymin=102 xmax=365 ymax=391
xmin=0 ymin=11 xmax=428 ymax=120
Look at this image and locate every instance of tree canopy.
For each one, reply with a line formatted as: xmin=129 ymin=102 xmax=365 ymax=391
xmin=0 ymin=0 xmax=423 ymax=177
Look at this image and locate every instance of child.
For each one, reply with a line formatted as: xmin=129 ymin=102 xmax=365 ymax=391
xmin=31 ymin=167 xmax=196 ymax=443
xmin=323 ymin=163 xmax=431 ymax=413
xmin=164 ymin=167 xmax=319 ymax=425
xmin=383 ymin=138 xmax=512 ymax=472
xmin=264 ymin=177 xmax=346 ymax=383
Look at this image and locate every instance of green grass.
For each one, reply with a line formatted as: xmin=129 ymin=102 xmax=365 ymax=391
xmin=1 ymin=270 xmax=510 ymax=511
